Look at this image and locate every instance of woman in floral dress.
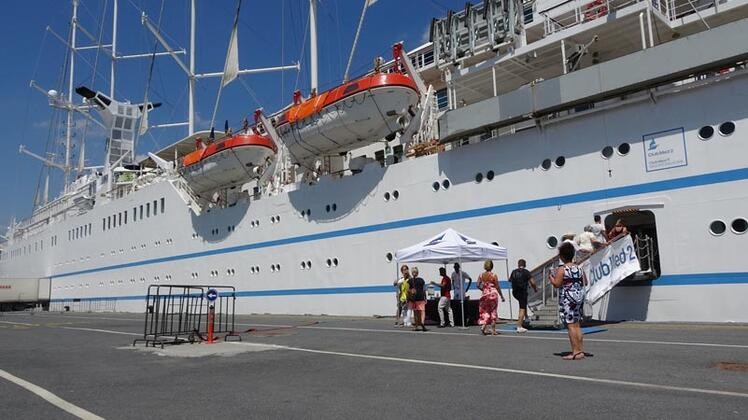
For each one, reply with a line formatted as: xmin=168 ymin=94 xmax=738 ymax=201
xmin=477 ymin=260 xmax=505 ymax=335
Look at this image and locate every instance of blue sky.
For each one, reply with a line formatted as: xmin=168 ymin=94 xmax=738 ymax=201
xmin=0 ymin=0 xmax=468 ymax=230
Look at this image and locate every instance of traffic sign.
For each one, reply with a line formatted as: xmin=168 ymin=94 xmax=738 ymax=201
xmin=206 ymin=288 xmax=219 ymax=302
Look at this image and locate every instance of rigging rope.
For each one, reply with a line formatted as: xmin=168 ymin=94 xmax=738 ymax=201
xmin=139 ymin=0 xmax=167 ymax=155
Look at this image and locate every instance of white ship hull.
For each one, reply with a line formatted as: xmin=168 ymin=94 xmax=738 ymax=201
xmin=3 ymin=73 xmax=747 ymax=322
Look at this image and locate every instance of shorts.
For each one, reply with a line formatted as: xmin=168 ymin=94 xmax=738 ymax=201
xmin=409 ymin=300 xmax=426 ymax=311
xmin=512 ymin=288 xmax=528 ymax=310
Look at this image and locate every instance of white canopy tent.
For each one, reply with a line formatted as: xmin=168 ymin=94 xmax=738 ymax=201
xmin=395 ymin=228 xmax=509 ymax=327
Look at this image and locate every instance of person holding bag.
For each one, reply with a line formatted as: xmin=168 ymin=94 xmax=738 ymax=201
xmin=477 ymin=260 xmax=504 ymax=335
xmin=408 ymin=267 xmax=428 ymax=332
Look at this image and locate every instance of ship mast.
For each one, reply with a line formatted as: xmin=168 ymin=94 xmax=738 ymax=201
xmin=309 ymin=0 xmax=318 ymax=95
xmin=64 ymin=0 xmax=79 ymax=190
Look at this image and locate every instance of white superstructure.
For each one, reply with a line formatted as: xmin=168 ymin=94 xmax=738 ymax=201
xmin=2 ymin=0 xmax=747 ymax=322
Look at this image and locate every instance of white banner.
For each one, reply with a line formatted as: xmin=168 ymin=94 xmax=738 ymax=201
xmin=581 ymin=235 xmax=641 ymax=303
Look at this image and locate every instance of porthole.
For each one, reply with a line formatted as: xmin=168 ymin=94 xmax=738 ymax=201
xmin=392 ymin=190 xmax=399 ymax=200
xmin=385 ymin=252 xmax=393 ymax=262
xmin=332 ymin=204 xmax=337 ymax=212
xmin=546 ymin=236 xmax=559 ymax=248
xmin=306 ymin=260 xmax=312 ymax=269
xmin=271 ymin=216 xmax=276 ymax=224
xmin=475 ymin=172 xmax=483 ymax=183
xmin=384 ymin=192 xmax=391 ymax=201
xmin=718 ymin=121 xmax=735 ymax=137
xmin=432 ymin=181 xmax=440 ymax=191
xmin=541 ymin=159 xmax=552 ymax=170
xmin=617 ymin=142 xmax=631 ymax=156
xmin=442 ymin=179 xmax=451 ymax=190
xmin=250 ymin=266 xmax=256 ymax=274
xmin=332 ymin=258 xmax=339 ymax=267
xmin=276 ymin=215 xmax=281 ymax=223
xmin=698 ymin=125 xmax=714 ymax=140
xmin=601 ymin=146 xmax=614 ymax=159
xmin=250 ymin=220 xmax=256 ymax=227
xmin=491 ymin=241 xmax=499 ymax=246
xmin=255 ymin=266 xmax=260 ymax=273
xmin=301 ymin=261 xmax=307 ymax=270
xmin=731 ymin=218 xmax=748 ymax=234
xmin=300 ymin=210 xmax=306 ymax=218
xmin=554 ymin=156 xmax=566 ymax=168
xmin=306 ymin=209 xmax=311 ymax=216
xmin=270 ymin=264 xmax=276 ymax=272
xmin=709 ymin=220 xmax=726 ymax=236
xmin=326 ymin=204 xmax=331 ymax=212
xmin=326 ymin=258 xmax=332 ymax=268
xmin=486 ymin=170 xmax=495 ymax=181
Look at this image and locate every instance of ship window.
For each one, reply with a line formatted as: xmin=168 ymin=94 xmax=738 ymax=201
xmin=486 ymin=170 xmax=495 ymax=181
xmin=139 ymin=205 xmax=143 ymax=219
xmin=332 ymin=258 xmax=339 ymax=267
xmin=306 ymin=260 xmax=312 ymax=269
xmin=332 ymin=204 xmax=337 ymax=212
xmin=719 ymin=121 xmax=735 ymax=137
xmin=326 ymin=204 xmax=331 ymax=212
xmin=107 ymin=216 xmax=111 ymax=230
xmin=541 ymin=159 xmax=552 ymax=170
xmin=546 ymin=236 xmax=558 ymax=248
xmin=442 ymin=179 xmax=451 ymax=190
xmin=118 ymin=212 xmax=122 ymax=226
xmin=133 ymin=207 xmax=137 ymax=222
xmin=124 ymin=212 xmax=127 ymax=224
xmin=601 ymin=146 xmax=614 ymax=159
xmin=554 ymin=156 xmax=566 ymax=168
xmin=115 ymin=116 xmax=124 ymax=128
xmin=384 ymin=192 xmax=391 ymax=201
xmin=326 ymin=258 xmax=332 ymax=268
xmin=146 ymin=203 xmax=151 ymax=218
xmin=709 ymin=220 xmax=726 ymax=236
xmin=432 ymin=181 xmax=440 ymax=191
xmin=698 ymin=125 xmax=714 ymax=140
xmin=112 ymin=129 xmax=122 ymax=140
xmin=475 ymin=172 xmax=483 ymax=183
xmin=160 ymin=198 xmax=165 ymax=214
xmin=153 ymin=200 xmax=158 ymax=215
xmin=617 ymin=142 xmax=631 ymax=156
xmin=731 ymin=218 xmax=747 ymax=234
xmin=393 ymin=190 xmax=399 ymax=200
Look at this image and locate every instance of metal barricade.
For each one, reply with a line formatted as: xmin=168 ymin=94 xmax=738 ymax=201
xmin=133 ymin=284 xmax=237 ymax=348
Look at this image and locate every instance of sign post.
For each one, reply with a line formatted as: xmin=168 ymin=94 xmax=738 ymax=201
xmin=206 ymin=288 xmax=219 ymax=344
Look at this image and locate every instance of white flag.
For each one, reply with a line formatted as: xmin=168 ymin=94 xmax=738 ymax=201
xmin=139 ymin=104 xmax=149 ymax=135
xmin=222 ymin=24 xmax=239 ymax=87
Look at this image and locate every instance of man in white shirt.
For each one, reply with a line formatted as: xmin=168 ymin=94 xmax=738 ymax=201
xmin=590 ymin=215 xmax=607 ymax=250
xmin=451 ymin=263 xmax=473 ymax=301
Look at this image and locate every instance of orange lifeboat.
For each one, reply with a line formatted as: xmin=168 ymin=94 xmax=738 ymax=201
xmin=179 ymin=133 xmax=276 ymax=194
xmin=274 ymin=72 xmax=419 ymax=165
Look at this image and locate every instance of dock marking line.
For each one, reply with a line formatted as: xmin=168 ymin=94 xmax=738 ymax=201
xmin=246 ymin=324 xmax=748 ymax=349
xmin=0 ymin=368 xmax=105 ymax=420
xmin=229 ymin=341 xmax=748 ymax=399
xmin=62 ymin=327 xmax=140 ymax=336
xmin=0 ymin=320 xmax=37 ymax=326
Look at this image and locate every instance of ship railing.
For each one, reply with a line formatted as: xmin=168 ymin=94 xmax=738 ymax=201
xmin=541 ymin=0 xmax=635 ymax=36
xmin=633 ymin=233 xmax=658 ymax=279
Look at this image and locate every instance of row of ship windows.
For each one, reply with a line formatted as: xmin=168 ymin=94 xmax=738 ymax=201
xmin=68 ymin=224 xmax=92 ymax=242
xmin=3 ymin=239 xmax=45 ymax=260
xmin=709 ymin=218 xmax=747 ymax=236
xmin=53 ymin=238 xmax=175 ymax=267
xmin=54 ymin=259 xmax=345 ymax=290
xmin=102 ymin=197 xmax=165 ymax=232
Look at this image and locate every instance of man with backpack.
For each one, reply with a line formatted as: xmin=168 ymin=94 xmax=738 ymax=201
xmin=509 ymin=259 xmax=537 ymax=333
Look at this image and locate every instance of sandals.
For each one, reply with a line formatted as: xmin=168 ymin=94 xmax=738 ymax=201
xmin=562 ymin=352 xmax=586 ymax=360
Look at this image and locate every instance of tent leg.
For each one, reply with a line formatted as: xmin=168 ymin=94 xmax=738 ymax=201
xmin=505 ymin=259 xmax=512 ymax=321
xmin=459 ymin=257 xmax=467 ymax=329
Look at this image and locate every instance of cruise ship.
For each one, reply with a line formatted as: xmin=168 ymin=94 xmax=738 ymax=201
xmin=1 ymin=0 xmax=747 ymax=323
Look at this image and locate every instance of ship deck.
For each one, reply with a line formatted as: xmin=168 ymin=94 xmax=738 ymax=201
xmin=0 ymin=312 xmax=746 ymax=419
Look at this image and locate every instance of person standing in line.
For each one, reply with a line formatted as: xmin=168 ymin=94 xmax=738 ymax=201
xmin=408 ymin=267 xmax=428 ymax=332
xmin=477 ymin=260 xmax=505 ymax=335
xmin=509 ymin=259 xmax=537 ymax=333
xmin=430 ymin=267 xmax=454 ymax=328
xmin=590 ymin=215 xmax=608 ymax=249
xmin=551 ymin=242 xmax=588 ymax=360
xmin=575 ymin=225 xmax=596 ymax=261
xmin=393 ymin=265 xmax=410 ymax=327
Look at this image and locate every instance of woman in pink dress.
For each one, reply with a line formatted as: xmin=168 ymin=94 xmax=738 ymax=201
xmin=477 ymin=260 xmax=505 ymax=335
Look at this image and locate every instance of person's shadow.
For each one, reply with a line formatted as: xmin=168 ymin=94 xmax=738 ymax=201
xmin=554 ymin=351 xmax=594 ymax=358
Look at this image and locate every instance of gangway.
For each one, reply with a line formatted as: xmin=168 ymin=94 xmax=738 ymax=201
xmin=525 ymin=233 xmax=654 ymax=328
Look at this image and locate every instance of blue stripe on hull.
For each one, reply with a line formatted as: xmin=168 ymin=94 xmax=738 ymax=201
xmin=49 ymin=272 xmax=748 ymax=303
xmin=52 ymin=167 xmax=748 ymax=279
